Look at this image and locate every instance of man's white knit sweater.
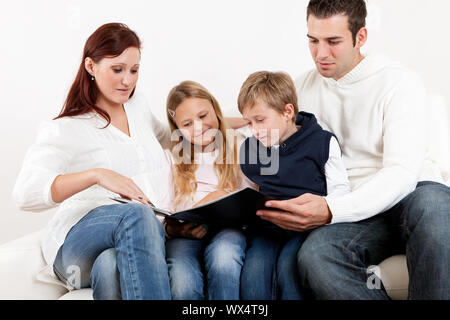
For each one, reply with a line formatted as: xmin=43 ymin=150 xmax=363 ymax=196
xmin=296 ymin=53 xmax=444 ymax=224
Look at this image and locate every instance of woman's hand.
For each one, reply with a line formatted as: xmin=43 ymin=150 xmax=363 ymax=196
xmin=193 ymin=190 xmax=230 ymax=207
xmin=51 ymin=168 xmax=151 ymax=205
xmin=165 ymin=218 xmax=208 ymax=239
xmin=93 ymin=168 xmax=152 ymax=206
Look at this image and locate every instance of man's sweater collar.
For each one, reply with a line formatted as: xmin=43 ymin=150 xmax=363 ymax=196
xmin=322 ymin=53 xmax=394 ymax=87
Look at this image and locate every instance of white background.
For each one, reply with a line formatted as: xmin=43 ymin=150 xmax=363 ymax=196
xmin=1 ymin=0 xmax=449 ymax=244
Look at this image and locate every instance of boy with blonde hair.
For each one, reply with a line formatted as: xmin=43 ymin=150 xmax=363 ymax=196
xmin=238 ymin=71 xmax=350 ymax=299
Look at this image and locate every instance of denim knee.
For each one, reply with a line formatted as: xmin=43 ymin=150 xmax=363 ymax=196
xmin=241 ymin=234 xmax=279 ymax=300
xmin=170 ymin=265 xmax=204 ymax=300
xmin=403 ymin=184 xmax=450 ymax=240
xmin=296 ymin=228 xmax=337 ymax=287
xmin=118 ymin=203 xmax=165 ymax=240
xmin=276 ymin=235 xmax=305 ymax=300
xmin=166 ymin=238 xmax=204 ymax=300
xmin=168 ymin=257 xmax=204 ymax=300
xmin=90 ymin=248 xmax=121 ymax=300
xmin=205 ymin=230 xmax=246 ymax=275
xmin=119 ymin=203 xmax=159 ymax=223
xmin=53 ymin=246 xmax=91 ymax=290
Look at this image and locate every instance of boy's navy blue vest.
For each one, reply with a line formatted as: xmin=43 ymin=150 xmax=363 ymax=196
xmin=240 ymin=112 xmax=338 ymax=201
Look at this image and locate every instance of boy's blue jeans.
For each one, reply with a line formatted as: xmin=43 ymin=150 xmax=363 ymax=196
xmin=297 ymin=181 xmax=450 ymax=300
xmin=166 ymin=228 xmax=246 ymax=300
xmin=53 ymin=203 xmax=171 ymax=300
xmin=241 ymin=225 xmax=307 ymax=300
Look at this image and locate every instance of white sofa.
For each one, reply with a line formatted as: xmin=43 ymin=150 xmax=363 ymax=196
xmin=1 ymin=95 xmax=448 ymax=300
xmin=0 ymin=229 xmax=410 ymax=300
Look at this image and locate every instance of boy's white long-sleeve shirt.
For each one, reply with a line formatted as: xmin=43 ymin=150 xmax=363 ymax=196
xmin=296 ymin=53 xmax=444 ymax=224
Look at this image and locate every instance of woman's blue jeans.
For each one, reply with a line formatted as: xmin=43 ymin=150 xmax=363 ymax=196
xmin=297 ymin=181 xmax=450 ymax=300
xmin=240 ymin=225 xmax=306 ymax=300
xmin=53 ymin=203 xmax=171 ymax=300
xmin=166 ymin=228 xmax=246 ymax=300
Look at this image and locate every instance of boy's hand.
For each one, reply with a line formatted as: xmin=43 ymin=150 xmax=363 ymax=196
xmin=165 ymin=219 xmax=208 ymax=239
xmin=256 ymin=193 xmax=333 ymax=232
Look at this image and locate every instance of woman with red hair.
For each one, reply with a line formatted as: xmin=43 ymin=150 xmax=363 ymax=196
xmin=13 ymin=23 xmax=172 ymax=299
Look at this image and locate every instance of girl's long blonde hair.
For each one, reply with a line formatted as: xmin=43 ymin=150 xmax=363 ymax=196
xmin=166 ymin=81 xmax=242 ymax=209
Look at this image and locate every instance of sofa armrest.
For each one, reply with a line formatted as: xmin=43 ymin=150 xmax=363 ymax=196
xmin=0 ymin=230 xmax=68 ymax=299
xmin=378 ymin=255 xmax=409 ymax=300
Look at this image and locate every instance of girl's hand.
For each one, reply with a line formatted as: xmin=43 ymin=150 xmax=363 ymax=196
xmin=93 ymin=168 xmax=152 ymax=206
xmin=193 ymin=190 xmax=230 ymax=207
xmin=165 ymin=219 xmax=208 ymax=239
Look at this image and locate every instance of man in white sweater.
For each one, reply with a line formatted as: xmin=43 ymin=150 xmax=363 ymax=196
xmin=256 ymin=0 xmax=450 ymax=299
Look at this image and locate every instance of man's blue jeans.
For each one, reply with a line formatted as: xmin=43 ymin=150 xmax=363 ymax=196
xmin=166 ymin=228 xmax=246 ymax=300
xmin=297 ymin=181 xmax=450 ymax=300
xmin=241 ymin=226 xmax=306 ymax=300
xmin=53 ymin=203 xmax=171 ymax=300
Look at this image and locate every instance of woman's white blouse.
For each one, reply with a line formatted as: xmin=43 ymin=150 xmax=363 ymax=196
xmin=12 ymin=91 xmax=172 ymax=266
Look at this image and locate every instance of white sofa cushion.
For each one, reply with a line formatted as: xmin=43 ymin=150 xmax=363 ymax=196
xmin=59 ymin=288 xmax=93 ymax=300
xmin=0 ymin=230 xmax=68 ymax=300
xmin=378 ymin=255 xmax=409 ymax=300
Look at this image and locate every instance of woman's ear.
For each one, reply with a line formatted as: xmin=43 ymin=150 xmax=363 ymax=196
xmin=84 ymin=57 xmax=95 ymax=78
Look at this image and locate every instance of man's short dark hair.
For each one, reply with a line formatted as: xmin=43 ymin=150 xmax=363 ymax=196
xmin=307 ymin=0 xmax=367 ymax=46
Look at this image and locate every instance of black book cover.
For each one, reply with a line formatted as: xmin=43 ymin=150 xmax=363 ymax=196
xmin=111 ymin=188 xmax=274 ymax=228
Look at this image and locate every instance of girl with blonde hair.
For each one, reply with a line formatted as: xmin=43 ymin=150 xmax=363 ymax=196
xmin=163 ymin=80 xmax=255 ymax=300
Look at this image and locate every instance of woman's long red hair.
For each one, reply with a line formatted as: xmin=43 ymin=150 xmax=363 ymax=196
xmin=54 ymin=23 xmax=141 ymax=126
